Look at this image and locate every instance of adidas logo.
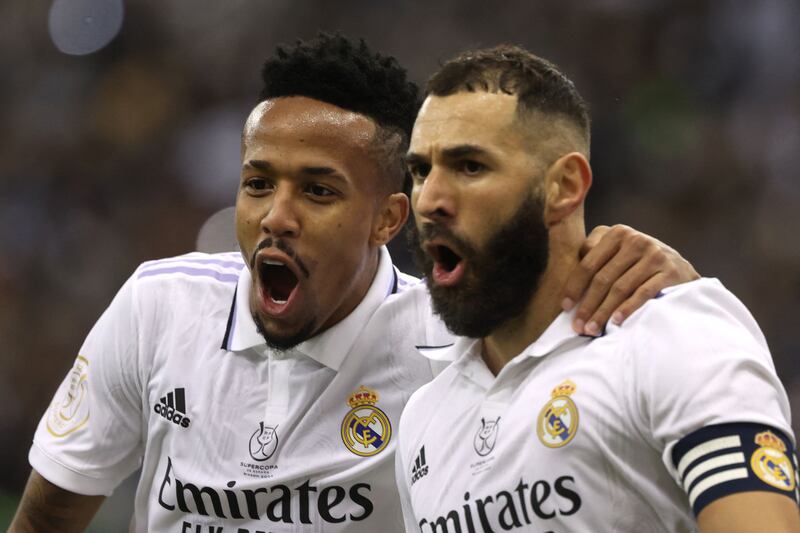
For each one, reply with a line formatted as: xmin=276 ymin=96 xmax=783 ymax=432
xmin=410 ymin=445 xmax=428 ymax=485
xmin=153 ymin=387 xmax=191 ymax=428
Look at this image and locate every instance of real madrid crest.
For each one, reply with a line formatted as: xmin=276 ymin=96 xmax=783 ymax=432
xmin=341 ymin=385 xmax=392 ymax=457
xmin=537 ymin=379 xmax=579 ymax=448
xmin=751 ymin=430 xmax=796 ymax=492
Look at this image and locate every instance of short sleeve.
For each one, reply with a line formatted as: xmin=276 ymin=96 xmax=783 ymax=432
xmin=30 ymin=273 xmax=145 ymax=496
xmin=625 ymin=279 xmax=796 ymax=515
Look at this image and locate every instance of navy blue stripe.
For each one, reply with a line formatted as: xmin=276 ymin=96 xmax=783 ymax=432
xmin=220 ymin=287 xmax=237 ymax=350
xmin=415 ymin=343 xmax=454 ymax=350
xmin=672 ymin=422 xmax=798 ymax=516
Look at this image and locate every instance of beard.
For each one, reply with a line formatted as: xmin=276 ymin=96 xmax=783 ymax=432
xmin=253 ymin=313 xmax=316 ymax=352
xmin=409 ymin=193 xmax=549 ymax=338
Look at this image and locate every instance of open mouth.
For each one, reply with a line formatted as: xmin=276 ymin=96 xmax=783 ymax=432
xmin=259 ymin=260 xmax=299 ymax=305
xmin=424 ymin=242 xmax=467 ymax=287
xmin=429 ymin=244 xmax=463 ymax=273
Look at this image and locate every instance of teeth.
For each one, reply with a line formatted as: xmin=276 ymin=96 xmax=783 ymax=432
xmin=270 ymin=297 xmax=287 ymax=304
xmin=265 ymin=260 xmax=285 ymax=266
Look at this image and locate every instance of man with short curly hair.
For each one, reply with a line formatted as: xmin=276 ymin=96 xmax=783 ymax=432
xmin=10 ymin=35 xmax=698 ymax=532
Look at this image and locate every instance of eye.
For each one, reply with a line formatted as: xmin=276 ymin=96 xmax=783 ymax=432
xmin=459 ymin=160 xmax=485 ymax=176
xmin=244 ymin=177 xmax=271 ymax=194
xmin=306 ymin=183 xmax=336 ymax=198
xmin=409 ymin=163 xmax=431 ymax=181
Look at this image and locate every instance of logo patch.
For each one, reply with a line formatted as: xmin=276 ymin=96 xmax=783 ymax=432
xmin=153 ymin=387 xmax=191 ymax=428
xmin=537 ymin=380 xmax=579 ymax=448
xmin=473 ymin=416 xmax=501 ymax=457
xmin=751 ymin=431 xmax=795 ymax=491
xmin=46 ymin=355 xmax=90 ymax=437
xmin=411 ymin=445 xmax=429 ymax=485
xmin=249 ymin=422 xmax=279 ymax=461
xmin=341 ymin=386 xmax=391 ymax=457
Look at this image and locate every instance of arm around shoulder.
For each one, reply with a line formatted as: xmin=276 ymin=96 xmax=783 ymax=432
xmin=9 ymin=469 xmax=105 ymax=533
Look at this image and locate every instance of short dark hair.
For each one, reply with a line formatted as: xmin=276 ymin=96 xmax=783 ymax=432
xmin=427 ymin=45 xmax=590 ymax=144
xmin=259 ymin=33 xmax=419 ymax=192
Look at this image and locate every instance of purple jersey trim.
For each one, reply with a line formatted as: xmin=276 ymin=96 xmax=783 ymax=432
xmin=138 ymin=266 xmax=239 ymax=283
xmin=142 ymin=256 xmax=244 ymax=270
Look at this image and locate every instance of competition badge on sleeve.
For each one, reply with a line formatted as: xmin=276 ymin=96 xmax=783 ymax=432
xmin=537 ymin=379 xmax=579 ymax=448
xmin=341 ymin=385 xmax=391 ymax=457
xmin=46 ymin=355 xmax=90 ymax=437
xmin=750 ymin=430 xmax=796 ymax=492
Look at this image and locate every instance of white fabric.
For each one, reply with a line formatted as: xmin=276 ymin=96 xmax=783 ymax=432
xmin=397 ymin=278 xmax=793 ymax=533
xmin=31 ymin=247 xmax=452 ymax=532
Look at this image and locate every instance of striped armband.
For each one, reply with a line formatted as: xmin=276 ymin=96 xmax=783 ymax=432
xmin=671 ymin=422 xmax=799 ymax=516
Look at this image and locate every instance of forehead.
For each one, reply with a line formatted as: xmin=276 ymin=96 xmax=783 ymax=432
xmin=243 ymin=96 xmax=377 ymax=155
xmin=410 ymin=92 xmax=527 ymax=154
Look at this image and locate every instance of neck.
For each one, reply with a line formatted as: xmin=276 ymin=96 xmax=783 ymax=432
xmin=481 ymin=230 xmax=582 ymax=375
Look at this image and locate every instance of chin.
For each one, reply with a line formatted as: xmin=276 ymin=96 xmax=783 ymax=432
xmin=253 ymin=313 xmax=316 ymax=352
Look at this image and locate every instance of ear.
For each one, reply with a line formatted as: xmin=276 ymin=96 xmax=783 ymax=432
xmin=543 ymin=152 xmax=592 ymax=226
xmin=371 ymin=192 xmax=410 ymax=246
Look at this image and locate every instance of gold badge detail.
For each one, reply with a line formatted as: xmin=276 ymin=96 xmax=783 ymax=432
xmin=537 ymin=380 xmax=579 ymax=448
xmin=341 ymin=386 xmax=392 ymax=457
xmin=46 ymin=355 xmax=90 ymax=438
xmin=751 ymin=430 xmax=795 ymax=491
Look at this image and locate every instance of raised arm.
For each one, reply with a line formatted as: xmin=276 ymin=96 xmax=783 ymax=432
xmin=561 ymin=224 xmax=699 ymax=335
xmin=9 ymin=469 xmax=105 ymax=533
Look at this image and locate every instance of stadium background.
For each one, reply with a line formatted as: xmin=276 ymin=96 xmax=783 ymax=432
xmin=1 ymin=1 xmax=799 ymax=529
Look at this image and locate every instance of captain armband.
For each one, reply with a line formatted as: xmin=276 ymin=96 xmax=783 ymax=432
xmin=671 ymin=422 xmax=799 ymax=516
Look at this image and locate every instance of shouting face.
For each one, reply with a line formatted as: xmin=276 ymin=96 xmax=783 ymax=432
xmin=237 ymin=96 xmax=395 ymax=350
xmin=407 ymin=92 xmax=551 ymax=337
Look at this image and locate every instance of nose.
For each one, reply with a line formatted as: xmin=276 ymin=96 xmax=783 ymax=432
xmin=413 ymin=167 xmax=457 ymax=223
xmin=260 ymin=187 xmax=300 ymax=238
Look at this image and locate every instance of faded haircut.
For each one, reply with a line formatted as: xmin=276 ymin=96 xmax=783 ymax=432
xmin=426 ymin=45 xmax=590 ymax=154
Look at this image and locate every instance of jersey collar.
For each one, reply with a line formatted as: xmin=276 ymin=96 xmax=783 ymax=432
xmin=221 ymin=246 xmax=397 ymax=371
xmin=416 ymin=309 xmax=590 ymax=368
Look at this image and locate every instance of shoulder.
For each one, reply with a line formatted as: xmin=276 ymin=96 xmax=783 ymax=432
xmin=132 ymin=251 xmax=243 ymax=297
xmin=135 ymin=251 xmax=245 ymax=286
xmin=399 ymin=360 xmax=459 ymax=430
xmin=377 ymin=276 xmax=453 ymax=344
xmin=620 ymin=277 xmax=767 ymax=353
xmin=616 ymin=278 xmax=791 ymax=444
xmin=120 ymin=252 xmax=243 ymax=326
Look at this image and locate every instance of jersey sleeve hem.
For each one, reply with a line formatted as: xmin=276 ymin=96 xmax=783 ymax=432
xmin=29 ymin=443 xmax=119 ymax=497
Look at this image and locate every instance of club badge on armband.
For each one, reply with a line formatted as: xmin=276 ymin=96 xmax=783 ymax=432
xmin=751 ymin=430 xmax=796 ymax=492
xmin=341 ymin=385 xmax=392 ymax=457
xmin=537 ymin=379 xmax=580 ymax=448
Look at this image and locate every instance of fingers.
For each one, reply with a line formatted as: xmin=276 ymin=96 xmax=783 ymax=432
xmin=562 ymin=225 xmax=629 ymax=313
xmin=563 ymin=224 xmax=700 ymax=335
xmin=578 ymin=224 xmax=611 ymax=259
xmin=575 ymin=252 xmax=667 ymax=335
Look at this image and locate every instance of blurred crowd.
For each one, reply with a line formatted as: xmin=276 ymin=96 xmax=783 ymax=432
xmin=1 ymin=0 xmax=799 ymax=512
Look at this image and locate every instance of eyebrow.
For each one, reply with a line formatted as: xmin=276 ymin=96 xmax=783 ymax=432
xmin=243 ymin=160 xmax=347 ymax=182
xmin=243 ymin=159 xmax=272 ymax=172
xmin=405 ymin=144 xmax=492 ymax=165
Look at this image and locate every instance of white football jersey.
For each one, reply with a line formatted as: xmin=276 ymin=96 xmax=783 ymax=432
xmin=397 ymin=279 xmax=798 ymax=532
xmin=31 ymin=247 xmax=452 ymax=532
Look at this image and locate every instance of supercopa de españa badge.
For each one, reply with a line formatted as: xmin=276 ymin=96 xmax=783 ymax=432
xmin=537 ymin=379 xmax=579 ymax=448
xmin=46 ymin=355 xmax=90 ymax=438
xmin=751 ymin=430 xmax=796 ymax=492
xmin=341 ymin=385 xmax=391 ymax=457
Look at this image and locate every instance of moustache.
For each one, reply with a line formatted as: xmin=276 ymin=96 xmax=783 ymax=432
xmin=417 ymin=223 xmax=475 ymax=259
xmin=250 ymin=237 xmax=310 ymax=279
